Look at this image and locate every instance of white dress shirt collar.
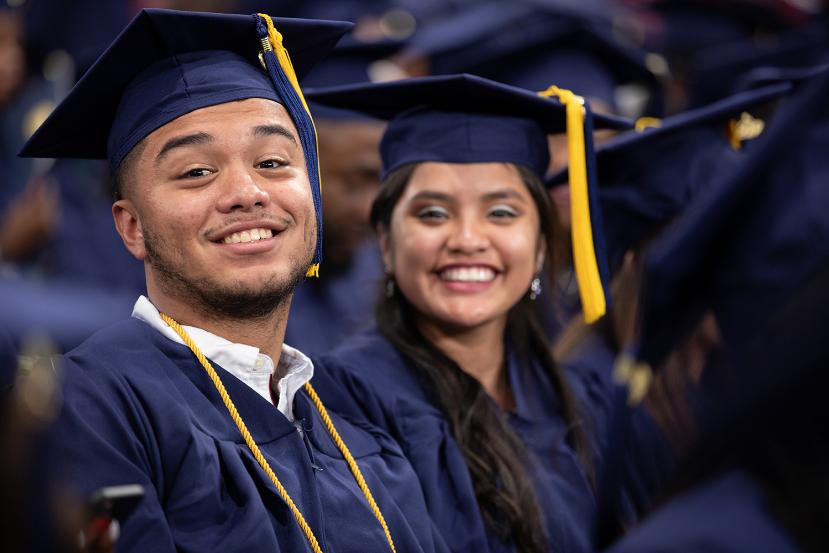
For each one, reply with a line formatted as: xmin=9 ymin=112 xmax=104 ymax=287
xmin=132 ymin=295 xmax=313 ymax=422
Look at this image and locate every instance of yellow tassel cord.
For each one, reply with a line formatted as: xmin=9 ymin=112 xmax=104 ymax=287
xmin=634 ymin=117 xmax=662 ymax=132
xmin=538 ymin=85 xmax=606 ymax=323
xmin=303 ymin=383 xmax=397 ymax=553
xmin=258 ymin=13 xmax=322 ymax=279
xmin=159 ymin=313 xmax=396 ymax=553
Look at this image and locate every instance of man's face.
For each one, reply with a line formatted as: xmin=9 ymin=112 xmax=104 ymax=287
xmin=113 ymin=98 xmax=316 ymax=319
xmin=316 ymin=119 xmax=384 ymax=271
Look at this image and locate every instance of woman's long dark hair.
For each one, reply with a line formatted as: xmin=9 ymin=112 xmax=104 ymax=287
xmin=371 ymin=163 xmax=594 ymax=553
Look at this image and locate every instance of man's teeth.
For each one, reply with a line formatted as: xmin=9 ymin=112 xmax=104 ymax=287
xmin=222 ymin=228 xmax=273 ymax=244
xmin=440 ymin=267 xmax=496 ymax=282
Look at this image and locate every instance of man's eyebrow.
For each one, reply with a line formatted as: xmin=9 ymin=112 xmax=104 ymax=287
xmin=253 ymin=124 xmax=298 ymax=145
xmin=155 ymin=132 xmax=213 ymax=164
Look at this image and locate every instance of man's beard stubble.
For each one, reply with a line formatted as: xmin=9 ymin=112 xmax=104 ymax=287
xmin=143 ymin=226 xmax=312 ymax=321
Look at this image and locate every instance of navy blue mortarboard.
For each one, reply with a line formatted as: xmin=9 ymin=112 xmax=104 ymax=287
xmin=300 ymin=36 xmax=405 ymax=88
xmin=305 ymin=73 xmax=631 ymax=177
xmin=399 ymin=1 xmax=659 ymax=116
xmin=632 ymin=64 xmax=829 ymax=369
xmin=306 ymin=73 xmax=634 ymax=322
xmin=548 ymin=82 xmax=792 ymax=277
xmin=19 ymin=9 xmax=354 ymax=277
xmin=302 ymin=36 xmax=406 ymax=121
xmin=20 ymin=0 xmax=131 ymax=75
xmin=688 ymin=22 xmax=829 ymax=107
xmin=633 ymin=0 xmax=796 ymax=55
xmin=735 ymin=60 xmax=829 ymax=94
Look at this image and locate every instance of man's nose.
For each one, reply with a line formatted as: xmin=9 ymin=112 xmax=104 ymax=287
xmin=216 ymin=168 xmax=270 ymax=212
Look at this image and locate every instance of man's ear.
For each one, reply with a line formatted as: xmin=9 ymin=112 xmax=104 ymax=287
xmin=377 ymin=225 xmax=393 ymax=275
xmin=112 ymin=199 xmax=147 ymax=261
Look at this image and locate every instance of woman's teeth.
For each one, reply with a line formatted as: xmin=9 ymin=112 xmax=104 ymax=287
xmin=439 ymin=267 xmax=496 ymax=282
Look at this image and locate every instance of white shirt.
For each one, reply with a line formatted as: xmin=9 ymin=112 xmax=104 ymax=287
xmin=132 ymin=296 xmax=313 ymax=422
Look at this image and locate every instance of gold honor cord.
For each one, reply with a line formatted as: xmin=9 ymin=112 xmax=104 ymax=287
xmin=539 ymin=85 xmax=607 ymax=323
xmin=159 ymin=313 xmax=396 ymax=553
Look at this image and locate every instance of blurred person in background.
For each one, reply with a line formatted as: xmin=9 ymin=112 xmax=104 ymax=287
xmin=1 ymin=1 xmax=145 ymax=351
xmin=604 ymin=63 xmax=829 ymax=553
xmin=284 ymin=37 xmax=400 ymax=355
xmin=615 ymin=0 xmax=825 ymax=113
xmin=549 ymin=79 xmax=794 ymax=542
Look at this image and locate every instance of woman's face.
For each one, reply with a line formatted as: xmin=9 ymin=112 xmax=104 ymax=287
xmin=381 ymin=162 xmax=545 ymax=332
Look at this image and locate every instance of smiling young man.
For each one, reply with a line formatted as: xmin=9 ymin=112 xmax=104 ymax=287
xmin=20 ymin=9 xmax=447 ymax=553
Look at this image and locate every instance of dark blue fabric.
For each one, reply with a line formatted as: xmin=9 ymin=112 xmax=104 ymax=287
xmin=0 ymin=77 xmax=56 ymax=213
xmin=22 ymin=0 xmax=130 ymax=74
xmin=0 ymin=275 xmax=137 ymax=351
xmin=603 ymin=471 xmax=800 ymax=553
xmin=0 ymin=156 xmax=145 ymax=352
xmin=547 ymin=82 xmax=792 ymax=278
xmin=637 ymin=65 xmax=829 ymax=365
xmin=48 ymin=159 xmax=145 ymax=293
xmin=109 ymin=49 xmax=281 ymax=172
xmin=404 ymin=1 xmax=659 ymax=112
xmin=54 ymin=317 xmax=448 ymax=553
xmin=0 ymin=327 xmax=16 ymax=394
xmin=299 ymin=37 xmax=406 ymax=89
xmin=381 ymin=107 xmax=550 ymax=178
xmin=304 ymin=73 xmax=634 ymax=180
xmin=559 ymin=329 xmax=676 ymax=531
xmin=20 ymin=10 xmax=352 ymax=164
xmin=311 ymin=327 xmax=654 ymax=553
xmin=285 ymin=243 xmax=382 ymax=356
xmin=690 ymin=22 xmax=829 ymax=107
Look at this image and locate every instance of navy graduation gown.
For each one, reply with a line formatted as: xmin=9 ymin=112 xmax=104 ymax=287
xmin=602 ymin=471 xmax=801 ymax=553
xmin=311 ymin=329 xmax=601 ymax=553
xmin=559 ymin=329 xmax=676 ymax=527
xmin=0 ymin=328 xmax=16 ymax=393
xmin=54 ymin=318 xmax=447 ymax=553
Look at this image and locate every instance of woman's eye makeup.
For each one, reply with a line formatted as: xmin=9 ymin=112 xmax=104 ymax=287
xmin=488 ymin=204 xmax=519 ymax=218
xmin=416 ymin=205 xmax=450 ymax=220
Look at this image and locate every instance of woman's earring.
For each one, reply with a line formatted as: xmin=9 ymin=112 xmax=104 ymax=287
xmin=386 ymin=276 xmax=395 ymax=298
xmin=529 ymin=277 xmax=542 ymax=301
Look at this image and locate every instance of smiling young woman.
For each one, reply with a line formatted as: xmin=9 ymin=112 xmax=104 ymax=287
xmin=306 ymin=74 xmax=634 ymax=553
xmin=369 ymin=159 xmax=587 ymax=553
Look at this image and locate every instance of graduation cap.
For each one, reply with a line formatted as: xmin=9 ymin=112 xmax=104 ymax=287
xmin=301 ymin=36 xmax=407 ymax=121
xmin=688 ymin=21 xmax=829 ymax=107
xmin=633 ymin=0 xmax=797 ymax=55
xmin=19 ymin=9 xmax=354 ymax=277
xmin=300 ymin=36 xmax=406 ymax=88
xmin=734 ymin=59 xmax=829 ymax=94
xmin=306 ymin=73 xmax=635 ymax=322
xmin=400 ymin=1 xmax=660 ymax=116
xmin=547 ymin=81 xmax=792 ymax=278
xmin=632 ymin=64 xmax=829 ymax=370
